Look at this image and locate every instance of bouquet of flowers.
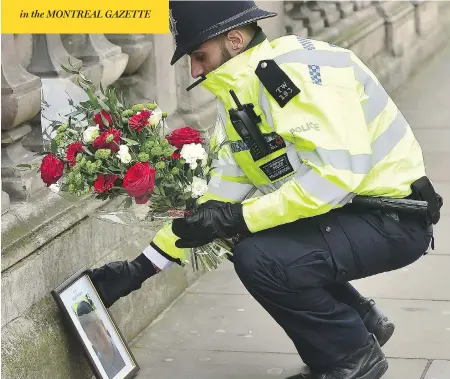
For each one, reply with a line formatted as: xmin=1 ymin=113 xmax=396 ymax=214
xmin=21 ymin=62 xmax=234 ymax=271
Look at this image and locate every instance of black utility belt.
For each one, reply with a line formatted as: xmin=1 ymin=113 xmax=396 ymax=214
xmin=349 ymin=195 xmax=428 ymax=218
xmin=349 ymin=176 xmax=443 ymax=226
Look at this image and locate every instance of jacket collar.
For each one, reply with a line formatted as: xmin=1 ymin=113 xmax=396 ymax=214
xmin=200 ymin=30 xmax=273 ymax=103
xmin=244 ymin=27 xmax=267 ymax=52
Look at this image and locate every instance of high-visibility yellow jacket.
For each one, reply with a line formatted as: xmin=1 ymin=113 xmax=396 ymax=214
xmin=143 ymin=34 xmax=426 ymax=270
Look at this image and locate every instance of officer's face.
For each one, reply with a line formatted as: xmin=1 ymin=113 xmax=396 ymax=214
xmin=190 ymin=38 xmax=232 ymax=78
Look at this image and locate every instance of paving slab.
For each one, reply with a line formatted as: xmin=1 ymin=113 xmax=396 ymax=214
xmin=189 ymin=262 xmax=247 ymax=295
xmin=131 ymin=349 xmax=307 ymax=379
xmin=131 ymin=345 xmax=429 ymax=379
xmin=424 ymin=360 xmax=450 ymax=379
xmin=411 ymin=129 xmax=450 ymax=154
xmin=132 ymin=292 xmax=450 ymax=360
xmin=432 ymin=215 xmax=450 ymax=255
xmin=423 ymin=152 xmax=450 ymax=182
xmin=132 ymin=292 xmax=297 ymax=354
xmin=194 ymin=255 xmax=450 ymax=301
xmin=353 ymin=255 xmax=450 ymax=301
xmin=358 ymin=299 xmax=450 ymax=360
xmin=433 ymin=182 xmax=450 ymax=215
xmin=402 ymin=110 xmax=450 ymax=130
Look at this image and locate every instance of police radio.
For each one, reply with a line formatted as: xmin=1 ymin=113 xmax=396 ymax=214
xmin=228 ymin=90 xmax=271 ymax=161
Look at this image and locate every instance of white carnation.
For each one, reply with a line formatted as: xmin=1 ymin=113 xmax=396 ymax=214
xmin=190 ymin=176 xmax=208 ymax=198
xmin=83 ymin=125 xmax=99 ymax=143
xmin=180 ymin=143 xmax=208 ymax=170
xmin=148 ymin=109 xmax=162 ymax=127
xmin=117 ymin=145 xmax=132 ymax=164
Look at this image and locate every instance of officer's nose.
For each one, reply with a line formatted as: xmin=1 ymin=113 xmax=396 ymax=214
xmin=190 ymin=59 xmax=204 ymax=79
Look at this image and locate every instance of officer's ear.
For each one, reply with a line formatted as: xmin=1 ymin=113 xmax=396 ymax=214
xmin=225 ymin=29 xmax=246 ymax=52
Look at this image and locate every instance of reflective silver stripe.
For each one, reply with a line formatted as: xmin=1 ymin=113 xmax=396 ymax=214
xmin=299 ymin=148 xmax=372 ymax=175
xmin=272 ymin=48 xmax=389 ymax=124
xmin=274 ymin=49 xmax=351 ymax=68
xmin=258 ymin=85 xmax=275 ymax=130
xmin=371 ymin=110 xmax=408 ymax=166
xmin=212 ymin=161 xmax=247 ymax=177
xmin=294 ymin=166 xmax=354 ymax=206
xmin=351 ymin=63 xmax=389 ymax=124
xmin=258 ymin=161 xmax=354 ymax=206
xmin=208 ymin=175 xmax=254 ymax=201
xmin=298 ymin=110 xmax=408 ymax=173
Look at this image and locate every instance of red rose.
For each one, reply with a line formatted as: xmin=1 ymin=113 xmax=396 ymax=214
xmin=93 ymin=129 xmax=122 ymax=152
xmin=129 ymin=110 xmax=151 ymax=132
xmin=172 ymin=151 xmax=181 ymax=160
xmin=122 ymin=162 xmax=156 ymax=204
xmin=66 ymin=141 xmax=84 ymax=167
xmin=94 ymin=174 xmax=118 ymax=194
xmin=166 ymin=127 xmax=203 ymax=149
xmin=40 ymin=153 xmax=64 ymax=186
xmin=93 ymin=110 xmax=113 ymax=131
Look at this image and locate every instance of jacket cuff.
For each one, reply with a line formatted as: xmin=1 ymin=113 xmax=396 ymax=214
xmin=143 ymin=244 xmax=174 ymax=270
xmin=230 ymin=203 xmax=250 ymax=235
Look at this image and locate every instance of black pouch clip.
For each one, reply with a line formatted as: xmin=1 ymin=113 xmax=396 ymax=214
xmin=410 ymin=176 xmax=443 ymax=225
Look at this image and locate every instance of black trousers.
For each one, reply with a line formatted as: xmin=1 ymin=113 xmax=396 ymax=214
xmin=232 ymin=209 xmax=431 ymax=372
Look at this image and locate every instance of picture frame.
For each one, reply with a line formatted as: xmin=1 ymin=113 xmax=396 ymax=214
xmin=51 ymin=267 xmax=140 ymax=379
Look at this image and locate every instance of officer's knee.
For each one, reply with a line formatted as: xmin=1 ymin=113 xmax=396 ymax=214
xmin=232 ymin=237 xmax=263 ymax=285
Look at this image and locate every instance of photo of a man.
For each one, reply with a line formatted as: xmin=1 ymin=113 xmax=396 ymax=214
xmin=74 ymin=295 xmax=126 ymax=379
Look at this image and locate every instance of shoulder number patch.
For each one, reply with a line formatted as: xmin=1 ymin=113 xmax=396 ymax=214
xmin=255 ymin=60 xmax=301 ymax=108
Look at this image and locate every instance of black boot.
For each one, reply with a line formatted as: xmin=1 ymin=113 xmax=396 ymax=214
xmin=286 ymin=335 xmax=388 ymax=379
xmin=362 ymin=300 xmax=395 ymax=347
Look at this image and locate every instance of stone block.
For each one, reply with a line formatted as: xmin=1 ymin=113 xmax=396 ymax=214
xmin=375 ymin=2 xmax=416 ymax=57
xmin=285 ymin=1 xmax=325 ymax=36
xmin=1 ymin=203 xmax=198 ymax=379
xmin=136 ymin=34 xmax=177 ymax=115
xmin=1 ymin=252 xmax=46 ymax=327
xmin=1 ymin=192 xmax=97 ymax=271
xmin=336 ymin=1 xmax=356 ymax=18
xmin=2 ymin=191 xmax=11 ymax=214
xmin=424 ymin=360 xmax=450 ymax=379
xmin=314 ymin=6 xmax=385 ymax=64
xmin=308 ymin=2 xmax=342 ymax=27
xmin=105 ymin=34 xmax=152 ymax=75
xmin=1 ymin=262 xmax=192 ymax=379
xmin=1 ymin=296 xmax=93 ymax=379
xmin=413 ymin=1 xmax=439 ymax=36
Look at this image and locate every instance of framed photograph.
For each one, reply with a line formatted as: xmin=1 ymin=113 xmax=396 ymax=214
xmin=52 ymin=267 xmax=139 ymax=379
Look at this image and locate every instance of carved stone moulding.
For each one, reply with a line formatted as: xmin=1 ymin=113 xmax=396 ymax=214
xmin=375 ymin=1 xmax=416 ymax=58
xmin=61 ymin=34 xmax=129 ymax=88
xmin=105 ymin=34 xmax=152 ymax=75
xmin=1 ymin=34 xmax=45 ymax=202
xmin=284 ymin=1 xmax=325 ymax=36
xmin=307 ymin=1 xmax=342 ymax=28
xmin=411 ymin=0 xmax=439 ymax=37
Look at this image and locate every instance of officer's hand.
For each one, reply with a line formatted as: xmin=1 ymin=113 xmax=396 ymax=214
xmin=172 ymin=200 xmax=249 ymax=248
xmin=87 ymin=254 xmax=157 ymax=308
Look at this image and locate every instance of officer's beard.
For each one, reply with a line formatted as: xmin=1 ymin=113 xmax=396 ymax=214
xmin=218 ymin=38 xmax=233 ymax=65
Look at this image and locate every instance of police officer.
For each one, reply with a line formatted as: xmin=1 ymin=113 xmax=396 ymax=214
xmin=89 ymin=2 xmax=441 ymax=378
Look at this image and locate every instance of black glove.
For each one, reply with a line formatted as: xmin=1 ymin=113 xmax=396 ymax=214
xmin=172 ymin=200 xmax=250 ymax=248
xmin=87 ymin=253 xmax=157 ymax=308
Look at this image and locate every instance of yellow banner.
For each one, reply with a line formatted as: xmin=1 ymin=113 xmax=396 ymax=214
xmin=2 ymin=0 xmax=169 ymax=33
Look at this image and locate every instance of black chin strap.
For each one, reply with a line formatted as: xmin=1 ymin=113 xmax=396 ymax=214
xmin=186 ymin=75 xmax=206 ymax=91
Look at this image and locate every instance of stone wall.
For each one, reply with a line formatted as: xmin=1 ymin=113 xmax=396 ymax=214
xmin=2 ymin=2 xmax=450 ymax=378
